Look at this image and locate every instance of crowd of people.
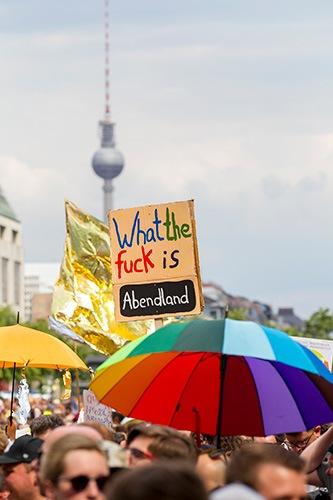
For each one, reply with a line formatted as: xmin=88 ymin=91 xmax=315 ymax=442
xmin=0 ymin=407 xmax=332 ymax=499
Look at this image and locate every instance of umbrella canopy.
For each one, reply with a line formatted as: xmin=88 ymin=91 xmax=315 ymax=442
xmin=91 ymin=319 xmax=333 ymax=437
xmin=0 ymin=324 xmax=88 ymax=370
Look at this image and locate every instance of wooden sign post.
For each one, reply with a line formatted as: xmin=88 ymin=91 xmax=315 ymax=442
xmin=108 ymin=200 xmax=204 ymax=322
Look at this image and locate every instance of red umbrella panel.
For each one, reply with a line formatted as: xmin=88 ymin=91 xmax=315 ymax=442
xmin=91 ymin=350 xmax=333 ymax=437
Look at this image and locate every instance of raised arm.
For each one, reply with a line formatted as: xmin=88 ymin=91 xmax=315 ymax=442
xmin=301 ymin=425 xmax=333 ymax=473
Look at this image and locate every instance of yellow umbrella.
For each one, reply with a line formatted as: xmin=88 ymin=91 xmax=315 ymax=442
xmin=0 ymin=324 xmax=88 ymax=369
xmin=0 ymin=324 xmax=88 ymax=425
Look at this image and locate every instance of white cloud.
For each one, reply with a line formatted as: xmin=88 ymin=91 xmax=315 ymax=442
xmin=0 ymin=156 xmax=66 ymax=206
xmin=1 ymin=2 xmax=333 ymax=318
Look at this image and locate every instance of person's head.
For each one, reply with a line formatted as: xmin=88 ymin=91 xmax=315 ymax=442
xmin=284 ymin=426 xmax=321 ymax=454
xmin=112 ymin=432 xmax=127 ymax=447
xmin=40 ymin=434 xmax=109 ymax=500
xmin=31 ymin=414 xmax=64 ymax=439
xmin=111 ymin=412 xmax=124 ymax=426
xmin=126 ymin=425 xmax=197 ymax=468
xmin=148 ymin=433 xmax=198 ymax=464
xmin=322 ymin=442 xmax=333 ymax=478
xmin=42 ymin=424 xmax=103 ymax=454
xmin=107 ymin=462 xmax=208 ymax=500
xmin=253 ymin=436 xmax=277 ymax=445
xmin=125 ymin=425 xmax=172 ymax=468
xmin=210 ymin=483 xmax=264 ymax=499
xmin=0 ymin=435 xmax=43 ymax=500
xmin=196 ymin=450 xmax=226 ymax=492
xmin=218 ymin=436 xmax=250 ymax=460
xmin=226 ymin=443 xmax=307 ymax=500
xmin=78 ymin=422 xmax=114 ymax=442
xmin=122 ymin=419 xmax=145 ymax=435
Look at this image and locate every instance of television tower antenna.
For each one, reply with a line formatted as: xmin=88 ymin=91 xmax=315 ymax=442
xmin=104 ymin=0 xmax=111 ymax=120
xmin=92 ymin=0 xmax=125 ymax=221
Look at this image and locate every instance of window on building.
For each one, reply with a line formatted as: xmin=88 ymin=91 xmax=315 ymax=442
xmin=2 ymin=258 xmax=8 ymax=303
xmin=12 ymin=230 xmax=18 ymax=243
xmin=0 ymin=225 xmax=5 ymax=239
xmin=14 ymin=261 xmax=20 ymax=306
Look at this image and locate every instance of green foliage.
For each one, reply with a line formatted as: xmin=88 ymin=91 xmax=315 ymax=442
xmin=24 ymin=318 xmax=49 ymax=333
xmin=228 ymin=308 xmax=247 ymax=320
xmin=262 ymin=319 xmax=278 ymax=328
xmin=282 ymin=325 xmax=303 ymax=337
xmin=0 ymin=306 xmax=16 ymax=326
xmin=303 ymin=308 xmax=333 ymax=340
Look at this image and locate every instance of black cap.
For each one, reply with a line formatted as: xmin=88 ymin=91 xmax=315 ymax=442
xmin=0 ymin=435 xmax=43 ymax=465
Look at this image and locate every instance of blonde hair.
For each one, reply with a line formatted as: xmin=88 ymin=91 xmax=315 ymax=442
xmin=40 ymin=434 xmax=106 ymax=485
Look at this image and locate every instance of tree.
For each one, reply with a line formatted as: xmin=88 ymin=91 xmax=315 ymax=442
xmin=227 ymin=308 xmax=247 ymax=320
xmin=0 ymin=306 xmax=16 ymax=326
xmin=282 ymin=325 xmax=303 ymax=338
xmin=303 ymin=308 xmax=333 ymax=340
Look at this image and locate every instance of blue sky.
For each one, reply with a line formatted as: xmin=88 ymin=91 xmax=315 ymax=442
xmin=1 ymin=0 xmax=333 ymax=318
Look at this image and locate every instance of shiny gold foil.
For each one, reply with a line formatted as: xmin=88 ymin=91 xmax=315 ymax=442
xmin=62 ymin=370 xmax=72 ymax=400
xmin=51 ymin=201 xmax=152 ymax=355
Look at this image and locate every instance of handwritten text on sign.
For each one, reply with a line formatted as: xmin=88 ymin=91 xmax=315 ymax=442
xmin=83 ymin=390 xmax=113 ymax=428
xmin=109 ymin=200 xmax=203 ymax=320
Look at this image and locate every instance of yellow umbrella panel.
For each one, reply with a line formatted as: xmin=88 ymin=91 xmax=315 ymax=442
xmin=0 ymin=324 xmax=88 ymax=427
xmin=0 ymin=325 xmax=88 ymax=370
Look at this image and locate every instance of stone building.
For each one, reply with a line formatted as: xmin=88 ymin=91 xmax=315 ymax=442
xmin=0 ymin=187 xmax=24 ymax=317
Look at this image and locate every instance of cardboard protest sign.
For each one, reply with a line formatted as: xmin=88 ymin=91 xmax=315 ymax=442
xmin=108 ymin=200 xmax=204 ymax=321
xmin=292 ymin=336 xmax=333 ymax=371
xmin=83 ymin=389 xmax=113 ymax=428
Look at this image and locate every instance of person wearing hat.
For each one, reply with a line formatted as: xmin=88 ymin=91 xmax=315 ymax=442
xmin=0 ymin=435 xmax=43 ymax=500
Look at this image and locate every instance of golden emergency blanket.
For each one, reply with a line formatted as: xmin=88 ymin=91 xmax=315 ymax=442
xmin=62 ymin=370 xmax=72 ymax=400
xmin=51 ymin=201 xmax=151 ymax=355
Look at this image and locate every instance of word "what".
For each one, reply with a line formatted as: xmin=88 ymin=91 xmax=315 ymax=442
xmin=112 ymin=208 xmax=192 ymax=249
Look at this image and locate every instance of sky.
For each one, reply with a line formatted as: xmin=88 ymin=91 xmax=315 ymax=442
xmin=1 ymin=0 xmax=333 ymax=319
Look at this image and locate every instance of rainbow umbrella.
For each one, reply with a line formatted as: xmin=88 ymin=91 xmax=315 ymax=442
xmin=90 ymin=319 xmax=333 ymax=440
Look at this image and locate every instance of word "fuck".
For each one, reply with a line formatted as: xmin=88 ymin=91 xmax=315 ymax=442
xmin=114 ymin=246 xmax=154 ymax=279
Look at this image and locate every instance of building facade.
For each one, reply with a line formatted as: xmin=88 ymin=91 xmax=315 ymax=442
xmin=0 ymin=187 xmax=24 ymax=317
xmin=24 ymin=263 xmax=60 ymax=321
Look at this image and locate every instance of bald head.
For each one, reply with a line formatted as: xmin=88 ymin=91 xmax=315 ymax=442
xmin=43 ymin=424 xmax=103 ymax=453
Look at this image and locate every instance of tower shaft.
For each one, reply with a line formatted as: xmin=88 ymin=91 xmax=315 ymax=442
xmin=103 ymin=179 xmax=114 ymax=218
xmin=91 ymin=0 xmax=125 ymax=220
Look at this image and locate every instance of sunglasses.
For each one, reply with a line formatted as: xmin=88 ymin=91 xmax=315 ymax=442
xmin=127 ymin=447 xmax=153 ymax=460
xmin=284 ymin=431 xmax=315 ymax=453
xmin=59 ymin=475 xmax=109 ymax=493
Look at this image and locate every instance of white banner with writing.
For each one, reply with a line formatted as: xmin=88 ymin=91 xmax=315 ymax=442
xmin=292 ymin=336 xmax=333 ymax=371
xmin=83 ymin=389 xmax=113 ymax=428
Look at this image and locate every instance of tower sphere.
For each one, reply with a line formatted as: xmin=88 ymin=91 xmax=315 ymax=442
xmin=92 ymin=147 xmax=124 ymax=180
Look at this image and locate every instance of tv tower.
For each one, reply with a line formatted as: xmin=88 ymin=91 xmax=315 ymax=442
xmin=92 ymin=0 xmax=124 ymax=221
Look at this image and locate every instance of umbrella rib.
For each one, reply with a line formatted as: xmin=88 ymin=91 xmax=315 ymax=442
xmin=168 ymin=352 xmax=207 ymax=429
xmin=243 ymin=356 xmax=266 ymax=435
xmin=126 ymin=353 xmax=184 ymax=416
xmin=272 ymin=362 xmax=308 ymax=430
xmin=130 ymin=352 xmax=205 ymax=422
xmin=97 ymin=353 xmax=178 ymax=408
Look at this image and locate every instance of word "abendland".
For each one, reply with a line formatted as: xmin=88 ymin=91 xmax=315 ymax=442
xmin=122 ymin=286 xmax=190 ymax=311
